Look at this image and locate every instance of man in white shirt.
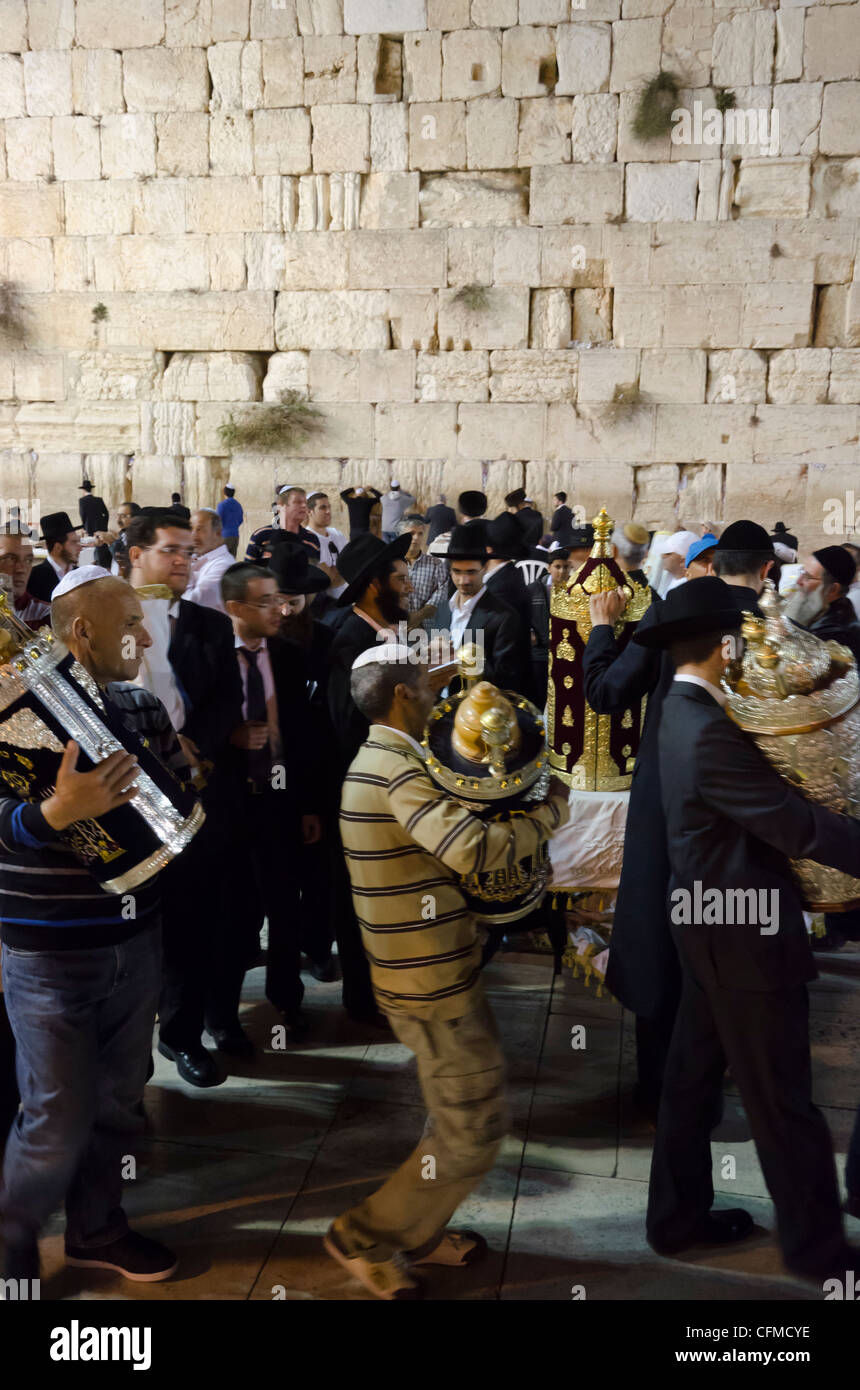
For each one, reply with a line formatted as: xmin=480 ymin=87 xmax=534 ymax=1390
xmin=305 ymin=492 xmax=348 ymax=598
xmin=657 ymin=531 xmax=700 ymax=596
xmin=185 ymin=508 xmax=235 ymax=615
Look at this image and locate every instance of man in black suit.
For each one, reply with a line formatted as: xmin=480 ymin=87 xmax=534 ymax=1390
xmin=431 ymin=523 xmax=523 ymax=695
xmin=127 ymin=509 xmax=244 ymax=1086
xmin=639 ymin=577 xmax=860 ymax=1282
xmin=169 ymin=493 xmax=191 ymax=521
xmin=425 ymin=493 xmax=457 ymax=544
xmin=504 ymin=487 xmax=543 ymax=547
xmin=550 ymin=492 xmax=573 ymax=537
xmin=584 ymin=521 xmax=775 ymax=1118
xmin=28 ymin=512 xmax=83 ymax=602
xmin=483 ymin=513 xmax=536 ymax=698
xmin=215 ymin=563 xmax=321 ymax=1044
xmin=78 ymin=480 xmax=110 ymax=567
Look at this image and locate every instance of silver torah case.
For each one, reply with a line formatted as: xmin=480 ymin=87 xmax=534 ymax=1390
xmin=723 ymin=581 xmax=860 ymax=912
xmin=0 ymin=585 xmax=204 ymax=894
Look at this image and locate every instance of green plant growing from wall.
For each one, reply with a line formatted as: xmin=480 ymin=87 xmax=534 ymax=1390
xmin=632 ymin=71 xmax=681 ymax=141
xmin=453 ymin=283 xmax=492 ymax=313
xmin=91 ymin=303 xmax=109 ymax=324
xmin=714 ymin=87 xmax=736 ymax=113
xmin=0 ymin=281 xmax=29 ymax=346
xmin=217 ymin=389 xmax=325 ymax=454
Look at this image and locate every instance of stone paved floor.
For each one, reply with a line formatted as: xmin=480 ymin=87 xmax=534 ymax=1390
xmin=32 ymin=944 xmax=860 ymax=1302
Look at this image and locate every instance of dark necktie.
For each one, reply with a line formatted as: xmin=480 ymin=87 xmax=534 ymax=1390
xmin=242 ymin=647 xmax=271 ymax=790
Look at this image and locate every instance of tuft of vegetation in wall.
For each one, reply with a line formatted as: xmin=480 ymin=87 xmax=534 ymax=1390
xmin=632 ymin=71 xmax=681 ymax=141
xmin=217 ymin=389 xmax=325 ymax=453
xmin=0 ymin=281 xmax=29 ymax=346
xmin=453 ymin=283 xmax=492 ymax=313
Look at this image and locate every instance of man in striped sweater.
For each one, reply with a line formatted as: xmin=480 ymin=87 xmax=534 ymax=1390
xmin=325 ymin=644 xmax=569 ymax=1299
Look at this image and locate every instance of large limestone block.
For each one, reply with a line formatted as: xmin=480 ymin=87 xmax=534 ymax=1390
xmin=814 ymin=286 xmax=851 ymax=350
xmin=208 ymin=41 xmax=243 ymax=109
xmin=615 ymin=88 xmax=670 ymax=164
xmin=662 ymin=287 xmax=746 ymax=349
xmin=263 ymin=351 xmax=309 ymax=399
xmin=654 ymin=405 xmax=752 ymax=464
xmin=376 ymin=403 xmax=456 ymax=458
xmin=123 ymin=48 xmax=210 ymax=113
xmin=403 ymin=32 xmax=441 ymax=104
xmin=359 ymin=349 xmax=415 ymax=403
xmin=501 ymin=27 xmax=557 ymax=99
xmin=626 ymin=162 xmax=699 ymax=222
xmin=72 ymin=351 xmax=165 ymax=401
xmin=356 ymin=32 xmax=402 ymax=105
xmin=389 ymin=290 xmax=438 ymax=349
xmin=820 ymin=83 xmax=860 ymax=159
xmin=662 ymin=3 xmax=714 ymax=91
xmin=612 ymin=287 xmax=663 ymax=348
xmin=540 ymin=226 xmax=605 ymax=289
xmin=52 ymin=116 xmax=101 ymax=181
xmin=556 ymin=23 xmax=611 ymax=95
xmin=97 ymin=293 xmax=274 ymax=352
xmin=767 ymin=349 xmax=831 ymax=405
xmin=465 ymin=96 xmax=518 ymax=169
xmin=0 ymin=2 xmax=27 ymax=52
xmin=571 ymin=93 xmax=618 ymax=163
xmin=420 ymin=171 xmax=528 ymax=226
xmin=5 ymin=238 xmax=54 ymax=292
xmin=254 ymin=109 xmax=312 ymax=174
xmin=162 ymin=352 xmax=264 ymax=403
xmin=100 ymin=115 xmax=156 ymax=179
xmin=518 ymin=97 xmax=572 ymax=166
xmin=155 ymin=113 xmax=209 ymax=177
xmin=210 ymin=112 xmax=254 ymax=176
xmin=65 ymin=181 xmax=134 ymax=235
xmin=15 ymin=402 xmax=140 ymax=454
xmin=577 ymin=348 xmax=640 ymax=403
xmin=640 ymin=349 xmax=706 ymax=404
xmin=775 ymin=7 xmax=803 ymax=86
xmin=93 ymin=236 xmax=210 ymax=295
xmin=409 ymin=101 xmax=466 ymax=171
xmin=473 ymin=0 xmax=516 ymax=25
xmin=370 ymin=104 xmax=408 ymax=170
xmin=75 ymin=0 xmax=164 ymax=48
xmin=441 ymin=29 xmax=502 ymax=101
xmin=632 ymin=463 xmax=680 ymax=523
xmin=303 ymin=35 xmax=357 ymax=104
xmin=647 ymin=223 xmax=768 ymax=288
xmin=276 ymin=290 xmax=390 ymax=349
xmin=803 ymin=4 xmax=860 ymax=84
xmin=573 ymin=288 xmax=612 ymax=343
xmin=847 ymin=282 xmax=860 ymax=351
xmin=493 ymin=227 xmax=540 ymax=285
xmin=247 ymin=231 xmax=349 ymax=290
xmin=545 ymin=399 xmax=653 ymax=463
xmin=603 ymin=223 xmax=653 ymax=287
xmin=348 ymin=230 xmax=446 ymax=287
xmin=829 ymin=351 xmax=860 ymax=406
xmin=187 ymin=178 xmax=264 ymax=233
xmin=742 ymin=283 xmax=814 ymax=350
xmin=489 ymin=349 xmax=577 ymax=403
xmin=0 ymin=55 xmax=24 ymax=118
xmin=416 ymin=350 xmax=489 ymax=402
xmin=430 ymin=0 xmax=470 ymax=27
xmin=812 ymin=159 xmax=860 ymax=220
xmin=308 ymin=348 xmax=359 ymax=400
xmin=140 ymin=402 xmax=197 ymax=455
xmin=250 ymin=0 xmax=299 ymax=39
xmin=677 ymin=462 xmax=723 ymax=530
xmin=0 ymin=355 xmax=13 ymax=398
xmin=750 ymin=406 xmax=859 ymax=466
xmin=71 ymin=50 xmax=123 ymax=116
xmin=610 ymin=17 xmax=662 ymax=91
xmin=12 ymin=353 xmax=64 ymax=402
xmin=23 ymin=51 xmax=72 ymax=117
xmin=713 ymin=9 xmax=775 ymax=87
xmin=5 ymin=117 xmax=51 ymax=180
xmin=359 ymin=172 xmax=420 ymax=229
xmin=772 ymin=83 xmax=821 ymax=159
xmin=529 ymin=288 xmax=571 ymax=348
xmin=734 ymin=159 xmax=811 ymax=219
xmin=345 ymin=0 xmax=426 ymax=32
xmin=259 ymin=38 xmax=304 ymax=106
xmin=457 ymin=403 xmax=544 ymax=460
xmin=437 ymin=286 xmax=529 ymax=349
xmin=529 ymin=165 xmax=623 ymax=224
xmin=164 ymin=0 xmax=213 ymax=47
xmin=447 ymin=227 xmax=494 ymax=285
xmin=132 ymin=180 xmax=187 ymax=236
xmin=707 ymin=350 xmax=767 ymax=405
xmin=312 ymin=103 xmax=370 ymax=172
xmin=0 ymin=183 xmax=61 ymax=237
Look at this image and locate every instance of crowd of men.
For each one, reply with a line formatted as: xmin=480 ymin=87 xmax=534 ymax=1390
xmin=1 ymin=479 xmax=860 ymax=1299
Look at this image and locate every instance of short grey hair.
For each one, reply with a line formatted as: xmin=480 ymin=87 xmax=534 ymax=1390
xmin=611 ymin=524 xmax=648 ymax=568
xmin=397 ymin=513 xmax=425 ymax=536
xmin=350 ymin=659 xmax=422 ymax=722
xmin=196 ymin=506 xmax=222 ymax=535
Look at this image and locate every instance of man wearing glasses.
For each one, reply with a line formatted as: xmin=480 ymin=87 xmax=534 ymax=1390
xmin=127 ymin=510 xmax=243 ymax=1088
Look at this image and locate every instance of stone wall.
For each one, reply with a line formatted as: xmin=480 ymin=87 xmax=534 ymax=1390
xmin=0 ymin=0 xmax=858 ymax=551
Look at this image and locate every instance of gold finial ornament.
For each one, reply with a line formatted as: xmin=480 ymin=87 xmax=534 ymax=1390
xmin=451 ymin=681 xmax=522 ymax=767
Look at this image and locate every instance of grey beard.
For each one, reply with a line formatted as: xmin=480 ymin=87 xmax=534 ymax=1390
xmin=784 ymin=586 xmax=825 ymax=627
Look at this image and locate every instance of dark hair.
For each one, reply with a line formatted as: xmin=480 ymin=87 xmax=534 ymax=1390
xmin=713 ymin=550 xmax=772 ymax=580
xmin=555 ymin=491 xmax=567 ymax=503
xmin=221 ymin=562 xmax=274 ymax=605
xmin=669 ymin=630 xmax=737 ymax=666
xmin=354 ymin=554 xmax=406 ymax=603
xmin=171 ymin=493 xmax=181 ymax=504
xmin=224 ymin=485 xmax=235 ymax=496
xmin=126 ymin=511 xmax=191 ymax=551
xmin=350 ymin=659 xmax=422 ymax=721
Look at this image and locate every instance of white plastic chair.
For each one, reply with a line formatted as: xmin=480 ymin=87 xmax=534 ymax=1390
xmin=516 ymin=558 xmax=548 ymax=585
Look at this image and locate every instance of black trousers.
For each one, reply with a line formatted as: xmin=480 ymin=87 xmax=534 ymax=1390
xmin=298 ymin=837 xmax=336 ymax=967
xmin=158 ymin=817 xmax=227 ymax=1051
xmin=647 ymin=952 xmax=846 ymax=1279
xmin=633 ymin=980 xmax=682 ymax=1113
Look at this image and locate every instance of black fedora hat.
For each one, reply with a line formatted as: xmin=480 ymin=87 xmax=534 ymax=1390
xmin=336 ymin=530 xmax=412 ymax=607
xmin=267 ymin=538 xmax=330 ymax=595
xmin=458 ymin=490 xmax=487 ymax=519
xmin=715 ymin=520 xmax=774 ymax=555
xmin=446 ymin=520 xmax=490 ymax=561
xmin=486 ymin=512 xmax=529 ymax=561
xmin=39 ymin=511 xmax=83 ymax=545
xmin=633 ymin=576 xmax=745 ymax=650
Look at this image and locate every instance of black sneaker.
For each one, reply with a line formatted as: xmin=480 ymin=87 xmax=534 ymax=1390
xmin=65 ymin=1231 xmax=177 ymax=1283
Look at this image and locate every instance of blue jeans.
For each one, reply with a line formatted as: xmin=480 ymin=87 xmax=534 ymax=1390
xmin=0 ymin=926 xmax=160 ymax=1249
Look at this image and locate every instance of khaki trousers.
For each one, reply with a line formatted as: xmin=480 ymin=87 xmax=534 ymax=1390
xmin=334 ymin=993 xmax=509 ymax=1263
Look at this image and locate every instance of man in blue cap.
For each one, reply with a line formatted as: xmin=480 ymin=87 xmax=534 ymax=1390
xmin=685 ymin=533 xmax=717 ymax=579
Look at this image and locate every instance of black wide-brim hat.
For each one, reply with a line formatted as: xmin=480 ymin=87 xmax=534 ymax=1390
xmin=266 ymin=537 xmax=330 ymax=595
xmin=39 ymin=510 xmax=83 ymax=544
xmin=633 ymin=576 xmax=745 ymax=650
xmin=559 ymin=524 xmax=595 ymax=550
xmin=336 ymin=530 xmax=412 ymax=606
xmin=458 ymin=490 xmax=487 ymax=518
xmin=446 ymin=520 xmax=490 ymax=561
xmin=715 ymin=519 xmax=774 ymax=555
xmin=487 ymin=512 xmax=530 ymax=561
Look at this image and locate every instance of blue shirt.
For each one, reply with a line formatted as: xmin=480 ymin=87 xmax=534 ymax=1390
xmin=217 ymin=497 xmax=244 ymax=538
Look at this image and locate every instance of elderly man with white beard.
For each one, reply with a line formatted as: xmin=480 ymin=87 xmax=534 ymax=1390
xmin=784 ymin=546 xmax=860 ymax=665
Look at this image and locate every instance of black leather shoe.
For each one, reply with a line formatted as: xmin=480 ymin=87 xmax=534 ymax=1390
xmin=306 ymin=956 xmax=342 ymax=983
xmin=66 ymin=1230 xmax=177 ymax=1283
xmin=650 ymin=1207 xmax=754 ymax=1256
xmin=207 ymin=1025 xmax=255 ymax=1059
xmin=157 ymin=1040 xmax=224 ymax=1088
xmin=282 ymin=1011 xmax=310 ymax=1043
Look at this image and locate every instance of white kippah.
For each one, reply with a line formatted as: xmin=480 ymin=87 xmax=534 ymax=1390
xmin=51 ymin=565 xmax=112 ymax=602
xmin=351 ymin=643 xmax=414 ymax=672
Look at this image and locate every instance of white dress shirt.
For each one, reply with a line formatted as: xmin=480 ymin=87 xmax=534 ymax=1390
xmin=184 ymin=543 xmax=234 ymax=615
xmin=673 ymin=673 xmax=727 ymax=708
xmin=308 ymin=525 xmax=348 ymax=598
xmin=449 ymin=585 xmax=486 ymax=649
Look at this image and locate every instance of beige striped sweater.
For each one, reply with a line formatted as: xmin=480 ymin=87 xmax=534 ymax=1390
xmin=340 ymin=725 xmax=570 ymax=1019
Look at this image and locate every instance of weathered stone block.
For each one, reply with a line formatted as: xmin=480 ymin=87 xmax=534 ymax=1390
xmin=276 ymin=290 xmax=389 ymax=349
xmin=660 ymin=286 xmax=744 ymax=349
xmin=29 ymin=0 xmax=75 ymax=48
xmin=359 ymin=172 xmax=420 ymax=229
xmin=742 ymin=283 xmax=814 ymax=350
xmin=0 ymin=55 xmax=24 ymax=119
xmin=518 ymin=97 xmax=572 ymax=166
xmin=345 ymin=0 xmax=426 ymax=33
xmin=734 ymin=159 xmax=811 ymax=219
xmin=370 ymin=103 xmax=408 ymax=169
xmin=308 ymin=348 xmax=359 ymax=400
xmin=556 ymin=23 xmax=611 ymax=95
xmin=359 ymin=349 xmax=415 ymax=402
xmin=254 ymin=109 xmax=312 ymax=174
xmin=530 ymin=164 xmax=623 ymax=225
xmin=140 ymin=401 xmax=197 ymax=455
xmin=640 ymin=349 xmax=706 ymax=404
xmin=820 ymin=83 xmax=860 ymax=159
xmin=263 ymin=351 xmax=309 ymax=399
xmin=829 ymin=351 xmax=860 ymax=406
xmin=501 ymin=26 xmax=557 ymax=99
xmin=65 ymin=181 xmax=134 ymax=236
xmin=804 ymin=4 xmax=860 ymax=84
xmin=5 ymin=238 xmax=53 ymax=292
xmin=13 ymin=353 xmax=64 ymax=402
xmin=545 ymin=399 xmax=652 ymax=463
xmin=132 ymin=180 xmax=187 ymax=236
xmin=23 ymin=50 xmax=72 ymax=117
xmin=210 ymin=235 xmax=247 ymax=291
xmin=0 ymin=183 xmax=61 ymax=237
xmin=573 ymin=288 xmax=612 ymax=343
xmin=442 ymin=29 xmax=502 ymax=101
xmin=108 ymin=293 xmax=274 ymax=352
xmin=348 ymin=230 xmax=445 ymax=287
xmin=465 ymin=96 xmax=518 ymax=168
xmin=813 ymin=286 xmax=851 ymax=350
xmin=388 ymin=290 xmax=438 ymax=350
xmin=187 ymin=178 xmax=264 ymax=233
xmin=438 ymin=286 xmax=529 ymax=349
xmin=259 ymin=38 xmax=304 ymax=106
xmin=153 ymin=113 xmax=208 ymax=178
xmin=751 ymin=406 xmax=858 ymax=466
xmin=100 ymin=114 xmax=157 ymax=179
xmin=712 ymin=9 xmax=775 ymax=88
xmin=493 ymin=227 xmax=541 ymax=286
xmin=812 ymin=159 xmax=860 ymax=220
xmin=473 ymin=0 xmax=516 ymax=25
xmin=489 ymin=349 xmax=576 ymax=402
xmin=416 ymin=349 xmax=488 ymax=402
xmin=123 ymin=47 xmax=210 ymax=113
xmin=0 ymin=2 xmax=27 ymax=52
xmin=577 ymin=348 xmax=640 ymax=403
xmin=633 ymin=463 xmax=680 ymax=523
xmin=15 ymin=402 xmax=140 ymax=454
xmin=529 ymin=287 xmax=571 ymax=349
xmin=52 ymin=115 xmax=101 ymax=181
xmin=626 ymin=162 xmax=699 ymax=222
xmin=303 ymin=36 xmax=357 ymax=105
xmin=208 ymin=41 xmax=243 ymax=109
xmin=75 ymin=0 xmax=164 ymax=48
xmin=430 ymin=0 xmax=470 ymax=27
xmin=540 ymin=226 xmax=605 ymax=289
xmin=297 ymin=0 xmax=345 ymax=36
xmin=446 ymin=227 xmax=494 ymax=285
xmin=72 ymin=351 xmax=165 ymax=401
xmin=210 ymin=112 xmax=254 ymax=176
xmin=375 ymin=402 xmax=454 ymax=458
xmin=52 ymin=238 xmax=89 ymax=292
xmin=654 ymin=405 xmax=752 ymax=464
xmin=421 ymin=170 xmax=527 ymax=227
xmin=403 ymin=31 xmax=441 ymax=103
xmin=71 ymin=49 xmax=123 ymax=115
xmin=161 ymin=352 xmax=264 ymax=403
xmin=409 ymin=101 xmax=466 ymax=170
xmin=247 ymin=231 xmax=348 ymax=289
xmin=767 ymin=349 xmax=831 ymax=405
xmin=571 ymin=93 xmax=618 ymax=163
xmin=457 ymin=402 xmax=543 ymax=459
xmin=772 ymin=82 xmax=821 ymax=159
xmin=312 ymin=103 xmax=370 ymax=172
xmin=5 ymin=117 xmax=52 ymax=180
xmin=610 ymin=17 xmax=662 ymax=91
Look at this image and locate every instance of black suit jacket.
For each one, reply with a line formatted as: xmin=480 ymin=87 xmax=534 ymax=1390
xmin=79 ymin=494 xmax=109 ymax=534
xmin=551 ymin=505 xmax=572 ymax=534
xmin=220 ymin=635 xmax=317 ymax=815
xmin=661 ymin=682 xmax=860 ymax=992
xmin=804 ymin=598 xmax=860 ymax=665
xmin=483 ymin=563 xmax=535 ymax=698
xmin=27 ymin=559 xmax=60 ymax=602
xmin=517 ymin=507 xmax=543 ymax=546
xmin=168 ymin=599 xmax=243 ymax=763
xmin=433 ymin=589 xmax=525 ymax=698
xmin=327 ymin=609 xmax=382 ymax=770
